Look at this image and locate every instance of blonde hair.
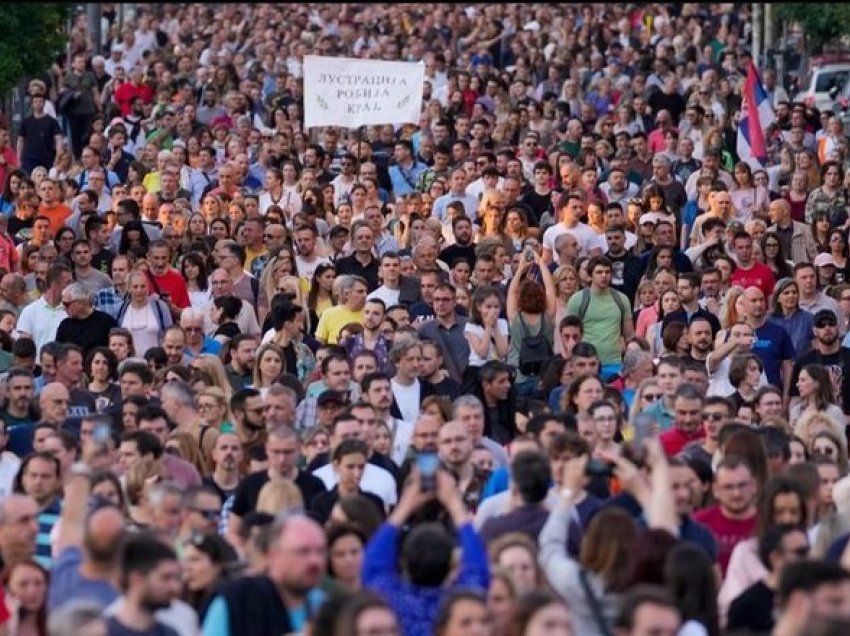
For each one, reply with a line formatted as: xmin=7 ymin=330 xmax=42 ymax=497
xmin=794 ymin=411 xmax=847 ymax=454
xmin=192 ymin=354 xmax=233 ymax=401
xmin=198 ymin=386 xmax=235 ymax=426
xmin=256 ymin=478 xmax=304 ymax=515
xmin=165 ymin=431 xmax=209 ymax=475
xmin=125 ymin=457 xmax=168 ymax=507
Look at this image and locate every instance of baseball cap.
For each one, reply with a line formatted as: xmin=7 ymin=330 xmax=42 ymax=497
xmin=329 ymin=224 xmax=350 ymax=238
xmin=814 ymin=253 xmax=837 ymax=268
xmin=813 ymin=309 xmax=838 ymax=327
xmin=639 ymin=212 xmax=667 ymax=226
xmin=317 ymin=390 xmax=348 ymax=408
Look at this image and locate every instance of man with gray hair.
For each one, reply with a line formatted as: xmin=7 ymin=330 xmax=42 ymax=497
xmin=0 ymin=272 xmax=29 ymax=316
xmin=452 ymin=395 xmax=509 ymax=469
xmin=55 ymin=282 xmax=116 ymax=356
xmin=609 ymin=348 xmax=655 ymax=408
xmin=181 ymin=307 xmax=221 ymax=357
xmin=160 ymin=379 xmax=217 ymax=461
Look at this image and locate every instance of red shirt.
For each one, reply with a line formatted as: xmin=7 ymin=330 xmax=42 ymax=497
xmin=729 ymin=262 xmax=776 ymax=298
xmin=659 ymin=425 xmax=705 ymax=457
xmin=692 ymin=505 xmax=756 ymax=577
xmin=147 ymin=268 xmax=190 ymax=309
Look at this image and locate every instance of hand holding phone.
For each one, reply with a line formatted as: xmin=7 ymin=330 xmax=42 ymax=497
xmin=417 ymin=452 xmax=440 ymax=492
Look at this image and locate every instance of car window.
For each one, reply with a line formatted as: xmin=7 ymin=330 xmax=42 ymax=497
xmin=816 ymin=71 xmax=849 ymax=93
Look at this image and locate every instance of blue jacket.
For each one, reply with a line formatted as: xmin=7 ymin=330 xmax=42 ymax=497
xmin=363 ymin=522 xmax=489 ymax=636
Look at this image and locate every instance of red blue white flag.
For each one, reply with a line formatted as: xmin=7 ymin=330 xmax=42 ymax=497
xmin=736 ymin=61 xmax=775 ymax=169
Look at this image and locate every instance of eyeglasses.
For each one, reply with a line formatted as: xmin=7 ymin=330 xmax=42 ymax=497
xmin=183 ymin=326 xmax=204 ymax=333
xmin=814 ymin=445 xmax=836 ymax=456
xmin=702 ymin=412 xmax=726 ymax=421
xmin=191 ymin=508 xmax=221 ymax=520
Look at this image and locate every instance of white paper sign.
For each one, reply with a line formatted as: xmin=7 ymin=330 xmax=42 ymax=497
xmin=303 ymin=55 xmax=425 ymax=129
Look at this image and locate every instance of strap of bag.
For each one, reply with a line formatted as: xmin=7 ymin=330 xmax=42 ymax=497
xmin=578 ymin=567 xmax=614 ymax=636
xmin=433 ymin=325 xmax=463 ymax=382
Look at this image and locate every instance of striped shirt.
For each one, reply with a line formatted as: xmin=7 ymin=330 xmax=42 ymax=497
xmin=36 ymin=499 xmax=62 ymax=569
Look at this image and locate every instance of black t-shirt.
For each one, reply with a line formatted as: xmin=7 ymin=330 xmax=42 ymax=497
xmin=55 ymin=310 xmax=117 ymax=358
xmin=19 ymin=114 xmax=63 ymax=165
xmin=517 ymin=190 xmax=551 ymax=227
xmin=105 ymin=615 xmax=179 ymax=636
xmin=92 ymin=248 xmax=115 ymax=276
xmin=8 ymin=216 xmax=33 ymax=243
xmin=790 ymin=348 xmax=850 ymax=414
xmin=726 ymin=580 xmax=775 ymax=633
xmin=439 ymin=243 xmax=477 ymax=270
xmin=231 ymin=469 xmax=327 ymax=516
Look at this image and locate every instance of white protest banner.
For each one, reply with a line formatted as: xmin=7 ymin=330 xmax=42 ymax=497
xmin=303 ymin=55 xmax=424 ymax=129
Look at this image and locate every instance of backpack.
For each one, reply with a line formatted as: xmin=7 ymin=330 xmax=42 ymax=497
xmin=576 ymin=287 xmax=628 ymax=332
xmin=517 ymin=313 xmax=553 ymax=376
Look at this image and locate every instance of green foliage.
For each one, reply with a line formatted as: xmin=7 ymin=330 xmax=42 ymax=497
xmin=0 ymin=5 xmax=70 ymax=96
xmin=775 ymin=5 xmax=850 ymax=53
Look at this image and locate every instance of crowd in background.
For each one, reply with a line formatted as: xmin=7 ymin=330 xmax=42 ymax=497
xmin=0 ymin=3 xmax=847 ymax=636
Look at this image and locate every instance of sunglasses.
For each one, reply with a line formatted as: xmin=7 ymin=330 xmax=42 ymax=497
xmin=643 ymin=392 xmax=663 ymax=401
xmin=702 ymin=412 xmax=725 ymax=421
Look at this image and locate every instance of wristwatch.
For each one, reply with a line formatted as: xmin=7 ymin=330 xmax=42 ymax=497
xmin=70 ymin=462 xmax=94 ymax=478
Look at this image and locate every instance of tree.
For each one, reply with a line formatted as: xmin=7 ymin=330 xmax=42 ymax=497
xmin=775 ymin=5 xmax=850 ymax=54
xmin=0 ymin=4 xmax=70 ymax=97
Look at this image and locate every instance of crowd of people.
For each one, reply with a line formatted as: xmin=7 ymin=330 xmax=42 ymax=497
xmin=0 ymin=2 xmax=848 ymax=636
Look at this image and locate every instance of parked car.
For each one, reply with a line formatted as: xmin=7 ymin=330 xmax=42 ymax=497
xmin=793 ymin=62 xmax=850 ymax=112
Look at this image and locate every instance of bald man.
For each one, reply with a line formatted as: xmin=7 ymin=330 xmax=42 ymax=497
xmin=0 ymin=494 xmax=39 ymax=569
xmin=202 ymin=514 xmax=327 ymax=635
xmin=48 ymin=442 xmax=124 ymax=611
xmin=745 ymin=286 xmax=795 ymax=396
xmin=39 ymin=383 xmax=70 ymax=427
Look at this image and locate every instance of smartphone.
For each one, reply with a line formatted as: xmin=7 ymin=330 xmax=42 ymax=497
xmin=524 ymin=248 xmax=535 ymax=262
xmin=585 ymin=458 xmax=615 ymax=479
xmin=417 ymin=451 xmax=440 ymax=492
xmin=624 ymin=412 xmax=654 ymax=466
xmin=93 ymin=423 xmax=112 ymax=449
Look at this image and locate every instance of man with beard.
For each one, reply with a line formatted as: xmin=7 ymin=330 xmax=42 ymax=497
xmin=224 ymin=335 xmax=257 ymax=392
xmin=791 ymin=310 xmax=850 ymax=416
xmin=438 ymin=216 xmax=477 ymax=269
xmin=204 ymin=514 xmax=328 ymax=635
xmin=343 ymin=298 xmax=391 ymax=375
xmin=105 ymin=533 xmax=182 ymax=636
xmin=48 ymin=442 xmax=125 ymax=611
xmin=663 ymin=273 xmax=721 ymax=337
xmin=205 ymin=432 xmax=244 ymax=517
xmin=681 ymin=317 xmax=715 ymax=363
xmin=229 ymin=388 xmax=265 ymax=459
xmin=604 ymin=223 xmax=641 ymax=303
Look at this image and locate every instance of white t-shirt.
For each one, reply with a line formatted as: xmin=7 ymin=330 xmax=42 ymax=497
xmin=122 ymin=302 xmax=161 ymax=355
xmin=391 ymin=378 xmax=421 ymax=424
xmin=368 ymin=285 xmax=401 ymax=307
xmin=0 ymin=453 xmax=21 ymax=501
xmin=464 ymin=319 xmax=510 ymax=367
xmin=313 ymin=462 xmax=397 ymax=506
xmin=296 ymin=255 xmax=331 ymax=287
xmin=388 ymin=418 xmax=414 ymax=467
xmin=542 ymin=222 xmax=601 ymax=261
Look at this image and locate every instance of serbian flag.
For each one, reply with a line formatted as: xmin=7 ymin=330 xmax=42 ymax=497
xmin=736 ymin=61 xmax=775 ymax=169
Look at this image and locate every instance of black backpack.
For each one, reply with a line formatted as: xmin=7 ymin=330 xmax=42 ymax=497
xmin=517 ymin=313 xmax=552 ymax=376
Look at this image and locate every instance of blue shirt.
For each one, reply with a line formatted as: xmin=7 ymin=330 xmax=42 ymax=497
xmin=389 ymin=161 xmax=427 ymax=197
xmin=753 ymin=320 xmax=796 ymax=387
xmin=48 ymin=546 xmax=119 ymax=611
xmin=36 ymin=499 xmax=62 ymax=569
xmin=185 ymin=337 xmax=222 ymax=359
xmin=768 ymin=311 xmax=813 ymax=360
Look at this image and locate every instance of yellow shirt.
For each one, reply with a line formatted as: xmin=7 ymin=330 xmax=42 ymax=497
xmin=245 ymin=246 xmax=267 ymax=272
xmin=315 ymin=306 xmax=364 ymax=344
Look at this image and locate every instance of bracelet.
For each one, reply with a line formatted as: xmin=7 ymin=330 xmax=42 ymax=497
xmin=70 ymin=462 xmax=94 ymax=478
